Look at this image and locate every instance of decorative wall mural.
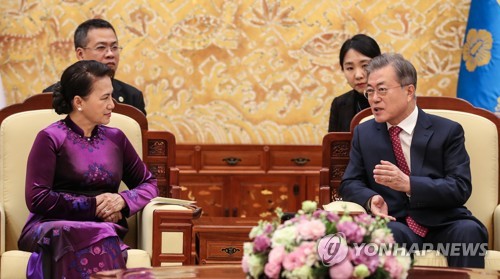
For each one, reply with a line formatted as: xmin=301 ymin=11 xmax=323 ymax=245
xmin=0 ymin=0 xmax=470 ymax=144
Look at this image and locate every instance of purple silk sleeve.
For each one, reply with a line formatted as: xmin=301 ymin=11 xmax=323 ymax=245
xmin=117 ymin=134 xmax=158 ymax=216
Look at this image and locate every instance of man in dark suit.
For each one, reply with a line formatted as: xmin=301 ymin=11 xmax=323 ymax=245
xmin=43 ymin=19 xmax=146 ymax=115
xmin=339 ymin=53 xmax=487 ymax=268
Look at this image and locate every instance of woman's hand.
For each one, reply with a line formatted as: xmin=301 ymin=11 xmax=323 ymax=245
xmin=96 ymin=193 xmax=126 ymax=223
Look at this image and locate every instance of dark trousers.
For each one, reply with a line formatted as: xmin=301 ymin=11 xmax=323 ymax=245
xmin=388 ymin=219 xmax=488 ymax=268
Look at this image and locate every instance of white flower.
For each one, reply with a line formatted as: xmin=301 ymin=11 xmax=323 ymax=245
xmin=248 ymin=254 xmax=265 ymax=278
xmin=272 ymin=226 xmax=298 ymax=250
xmin=301 ymin=201 xmax=317 ymax=213
xmin=370 ymin=228 xmax=393 ymax=245
xmin=291 ymin=265 xmax=314 ymax=278
xmin=396 ymin=251 xmax=412 ymax=279
xmin=249 ymin=225 xmax=264 ymax=239
xmin=244 ymin=242 xmax=254 ymax=254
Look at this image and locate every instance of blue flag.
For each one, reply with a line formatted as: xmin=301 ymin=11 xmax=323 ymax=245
xmin=457 ymin=0 xmax=500 ymax=114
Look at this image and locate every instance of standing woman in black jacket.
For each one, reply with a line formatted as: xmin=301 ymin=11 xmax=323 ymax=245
xmin=328 ymin=34 xmax=381 ymax=132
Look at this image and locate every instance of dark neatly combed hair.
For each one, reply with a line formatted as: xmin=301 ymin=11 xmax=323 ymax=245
xmin=74 ymin=18 xmax=116 ymax=49
xmin=52 ymin=60 xmax=113 ymax=114
xmin=339 ymin=34 xmax=381 ymax=70
xmin=366 ymin=53 xmax=418 ymax=90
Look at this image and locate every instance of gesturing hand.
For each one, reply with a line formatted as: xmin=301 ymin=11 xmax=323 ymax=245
xmin=95 ymin=193 xmax=126 ymax=223
xmin=373 ymin=160 xmax=410 ymax=193
xmin=369 ymin=195 xmax=395 ymax=221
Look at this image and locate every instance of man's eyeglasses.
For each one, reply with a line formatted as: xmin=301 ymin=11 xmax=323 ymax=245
xmin=364 ymin=84 xmax=410 ymax=99
xmin=82 ymin=45 xmax=123 ymax=54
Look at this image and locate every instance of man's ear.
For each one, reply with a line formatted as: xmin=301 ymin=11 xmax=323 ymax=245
xmin=407 ymin=84 xmax=416 ymax=98
xmin=75 ymin=48 xmax=85 ymax=60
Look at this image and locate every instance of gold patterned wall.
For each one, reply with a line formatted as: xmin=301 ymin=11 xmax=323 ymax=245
xmin=0 ymin=0 xmax=471 ymax=144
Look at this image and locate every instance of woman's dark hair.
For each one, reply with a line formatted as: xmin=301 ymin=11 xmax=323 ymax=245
xmin=52 ymin=60 xmax=113 ymax=114
xmin=339 ymin=34 xmax=381 ymax=70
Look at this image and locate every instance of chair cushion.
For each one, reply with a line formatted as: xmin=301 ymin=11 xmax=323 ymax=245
xmin=413 ymin=250 xmax=447 ymax=267
xmin=485 ymin=250 xmax=500 ymax=270
xmin=0 ymin=250 xmax=31 ymax=279
xmin=126 ymin=249 xmax=152 ymax=268
xmin=413 ymin=249 xmax=500 ymax=270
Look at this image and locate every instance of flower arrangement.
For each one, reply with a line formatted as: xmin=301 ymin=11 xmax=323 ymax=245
xmin=242 ymin=201 xmax=411 ymax=279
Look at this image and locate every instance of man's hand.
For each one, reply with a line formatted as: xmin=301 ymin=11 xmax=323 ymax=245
xmin=95 ymin=193 xmax=126 ymax=223
xmin=373 ymin=160 xmax=410 ymax=193
xmin=369 ymin=195 xmax=395 ymax=221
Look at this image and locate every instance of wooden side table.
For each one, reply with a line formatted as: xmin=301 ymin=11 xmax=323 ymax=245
xmin=150 ymin=205 xmax=202 ymax=266
xmin=193 ymin=217 xmax=262 ymax=265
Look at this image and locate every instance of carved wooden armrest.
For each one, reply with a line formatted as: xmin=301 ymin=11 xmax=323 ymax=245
xmin=143 ymin=131 xmax=178 ymax=198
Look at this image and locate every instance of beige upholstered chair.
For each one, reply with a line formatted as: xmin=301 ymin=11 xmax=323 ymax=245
xmin=320 ymin=97 xmax=500 ymax=270
xmin=0 ymin=94 xmax=199 ymax=279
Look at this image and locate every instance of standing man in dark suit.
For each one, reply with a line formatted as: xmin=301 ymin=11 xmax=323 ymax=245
xmin=339 ymin=53 xmax=487 ymax=268
xmin=43 ymin=19 xmax=146 ymax=115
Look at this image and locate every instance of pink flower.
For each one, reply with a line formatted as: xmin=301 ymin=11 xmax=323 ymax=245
xmin=317 ymin=210 xmax=340 ymax=223
xmin=283 ymin=249 xmax=306 ymax=271
xmin=268 ymin=245 xmax=286 ymax=265
xmin=253 ymin=235 xmax=271 ymax=252
xmin=371 ymin=228 xmax=394 ymax=245
xmin=264 ymin=262 xmax=282 ymax=279
xmin=355 ymin=213 xmax=375 ymax=227
xmin=329 ymin=258 xmax=354 ymax=279
xmin=337 ymin=221 xmax=365 ymax=243
xmin=297 ymin=219 xmax=326 ymax=240
xmin=263 ymin=223 xmax=274 ymax=234
xmin=298 ymin=241 xmax=319 ymax=266
xmin=241 ymin=254 xmax=250 ymax=273
xmin=384 ymin=256 xmax=404 ymax=279
xmin=351 ymin=245 xmax=380 ymax=273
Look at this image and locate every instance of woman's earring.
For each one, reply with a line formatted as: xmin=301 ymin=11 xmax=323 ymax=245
xmin=77 ymin=107 xmax=82 ymax=112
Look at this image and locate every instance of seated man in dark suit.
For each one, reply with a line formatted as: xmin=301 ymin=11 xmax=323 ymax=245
xmin=339 ymin=53 xmax=487 ymax=268
xmin=43 ymin=19 xmax=146 ymax=115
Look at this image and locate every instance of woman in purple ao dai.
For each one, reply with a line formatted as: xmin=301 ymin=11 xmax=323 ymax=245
xmin=18 ymin=60 xmax=158 ymax=278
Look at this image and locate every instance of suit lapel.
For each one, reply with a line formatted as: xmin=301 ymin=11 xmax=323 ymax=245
xmin=111 ymin=79 xmax=123 ymax=100
xmin=373 ymin=121 xmax=396 ymax=162
xmin=410 ymin=109 xmax=433 ymax=175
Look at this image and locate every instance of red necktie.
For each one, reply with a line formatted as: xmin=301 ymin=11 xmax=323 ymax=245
xmin=389 ymin=126 xmax=428 ymax=237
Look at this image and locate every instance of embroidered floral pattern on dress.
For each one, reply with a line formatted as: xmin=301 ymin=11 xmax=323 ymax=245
xmin=57 ymin=121 xmax=106 ymax=152
xmin=83 ymin=163 xmax=114 ymax=185
xmin=68 ymin=237 xmax=123 ymax=278
xmin=125 ymin=190 xmax=138 ymax=202
xmin=61 ymin=193 xmax=91 ymax=211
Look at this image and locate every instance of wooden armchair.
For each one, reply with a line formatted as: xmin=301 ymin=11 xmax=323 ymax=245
xmin=319 ymin=96 xmax=500 ymax=269
xmin=0 ymin=94 xmax=200 ymax=279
